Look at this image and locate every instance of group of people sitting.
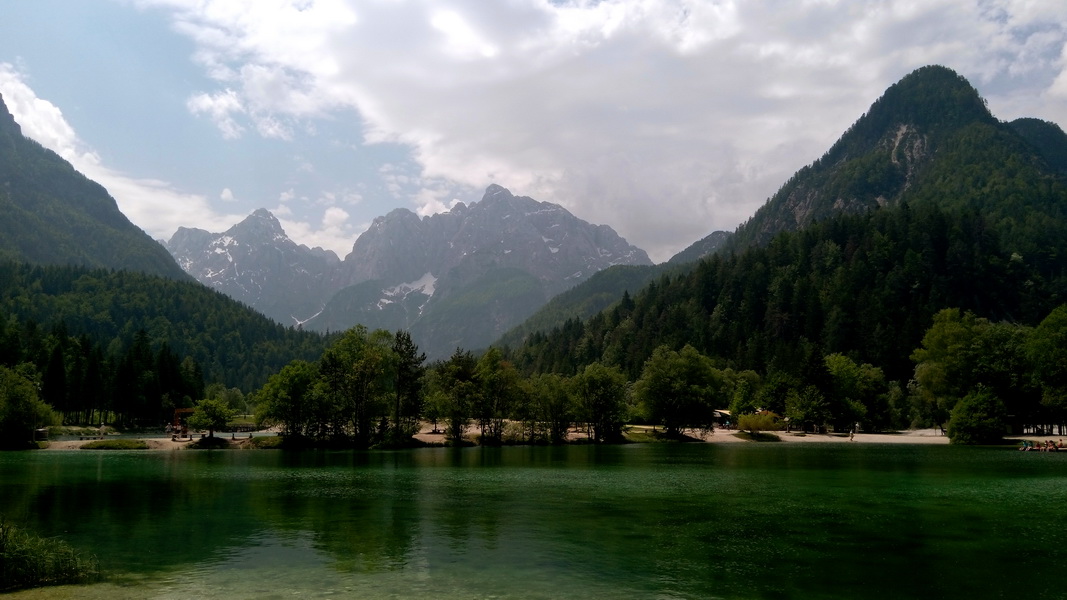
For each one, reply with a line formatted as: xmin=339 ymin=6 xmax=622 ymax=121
xmin=1019 ymin=439 xmax=1064 ymax=451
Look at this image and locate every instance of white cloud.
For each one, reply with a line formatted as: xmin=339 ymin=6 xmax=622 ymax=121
xmin=275 ymin=203 xmax=357 ymax=257
xmin=186 ymin=89 xmax=245 ymax=139
xmin=220 ymin=187 xmax=235 ymax=201
xmin=128 ymin=1 xmax=1067 ymax=260
xmin=0 ymin=63 xmax=98 ymax=167
xmin=431 ymin=10 xmax=499 ymax=59
xmin=0 ymin=63 xmax=245 ymax=241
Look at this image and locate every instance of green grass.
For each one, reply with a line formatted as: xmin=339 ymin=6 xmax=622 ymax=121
xmin=244 ymin=435 xmax=284 ymax=449
xmin=79 ymin=439 xmax=148 ymax=450
xmin=0 ymin=518 xmax=101 ymax=592
xmin=623 ymin=426 xmax=710 ymax=443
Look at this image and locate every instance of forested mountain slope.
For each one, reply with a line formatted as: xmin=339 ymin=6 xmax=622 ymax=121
xmin=493 ymin=224 xmax=732 ymax=353
xmin=0 ymin=262 xmax=329 ymax=391
xmin=494 ymin=264 xmax=665 ymax=350
xmin=0 ymin=94 xmax=189 ymax=280
xmin=682 ymin=65 xmax=1067 ymax=260
xmin=510 ymin=204 xmax=1058 ymax=382
xmin=1009 ymin=117 xmax=1067 ymax=174
xmin=508 ymin=65 xmax=1067 ymax=384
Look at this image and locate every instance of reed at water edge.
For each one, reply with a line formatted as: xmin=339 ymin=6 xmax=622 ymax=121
xmin=0 ymin=517 xmax=101 ymax=592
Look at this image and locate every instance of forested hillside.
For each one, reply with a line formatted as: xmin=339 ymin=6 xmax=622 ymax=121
xmin=509 ymin=203 xmax=1059 ymax=380
xmin=0 ymin=94 xmax=189 ymax=280
xmin=494 ymin=264 xmax=665 ymax=350
xmin=723 ymin=65 xmax=1067 ymax=252
xmin=0 ymin=263 xmax=330 ymax=395
xmin=494 ymin=235 xmax=738 ymax=352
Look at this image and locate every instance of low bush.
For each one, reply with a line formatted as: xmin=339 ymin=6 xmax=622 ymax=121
xmin=79 ymin=439 xmax=147 ymax=450
xmin=244 ymin=435 xmax=284 ymax=449
xmin=0 ymin=518 xmax=101 ymax=592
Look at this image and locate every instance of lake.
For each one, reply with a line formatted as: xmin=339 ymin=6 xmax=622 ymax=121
xmin=2 ymin=443 xmax=1065 ymax=599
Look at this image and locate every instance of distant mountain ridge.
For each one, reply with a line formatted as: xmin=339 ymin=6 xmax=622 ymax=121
xmin=166 ymin=184 xmax=652 ymax=358
xmin=333 ymin=184 xmax=648 ymax=290
xmin=164 ymin=209 xmax=340 ymax=325
xmin=0 ymin=93 xmax=188 ymax=280
xmin=667 ymin=230 xmax=732 ymax=265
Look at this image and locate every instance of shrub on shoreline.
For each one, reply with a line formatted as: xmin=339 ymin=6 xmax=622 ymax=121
xmin=79 ymin=439 xmax=148 ymax=450
xmin=0 ymin=518 xmax=101 ymax=592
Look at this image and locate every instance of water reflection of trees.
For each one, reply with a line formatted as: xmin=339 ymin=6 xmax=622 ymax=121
xmin=8 ymin=446 xmax=1064 ymax=599
xmin=245 ymin=467 xmax=421 ymax=573
xmin=8 ymin=457 xmax=262 ymax=573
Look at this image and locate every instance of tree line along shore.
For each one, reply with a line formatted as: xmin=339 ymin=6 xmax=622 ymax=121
xmin=7 ymin=302 xmax=1066 ymax=452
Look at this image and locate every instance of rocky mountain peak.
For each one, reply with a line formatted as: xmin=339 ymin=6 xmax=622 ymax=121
xmin=228 ymin=208 xmax=287 ymax=243
xmin=484 ymin=183 xmax=508 ymax=196
xmin=164 ymin=208 xmax=340 ymax=325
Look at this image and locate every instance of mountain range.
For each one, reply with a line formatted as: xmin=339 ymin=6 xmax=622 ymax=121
xmin=165 ymin=184 xmax=652 ymax=359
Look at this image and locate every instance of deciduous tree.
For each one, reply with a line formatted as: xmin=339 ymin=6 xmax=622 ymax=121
xmin=187 ymin=397 xmax=236 ymax=438
xmin=572 ymin=362 xmax=627 ymax=443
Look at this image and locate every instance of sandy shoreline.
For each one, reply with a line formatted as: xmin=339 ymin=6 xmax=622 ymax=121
xmin=42 ymin=424 xmax=1066 ymax=450
xmin=40 ymin=426 xmax=975 ymax=450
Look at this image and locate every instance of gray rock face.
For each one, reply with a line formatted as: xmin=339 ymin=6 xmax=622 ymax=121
xmin=165 ymin=185 xmax=651 ymax=358
xmin=318 ymin=184 xmax=652 ymax=357
xmin=164 ymin=209 xmax=340 ymax=326
xmin=334 ymin=184 xmax=650 ymax=295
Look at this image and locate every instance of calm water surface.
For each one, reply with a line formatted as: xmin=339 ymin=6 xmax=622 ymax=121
xmin=1 ymin=443 xmax=1065 ymax=599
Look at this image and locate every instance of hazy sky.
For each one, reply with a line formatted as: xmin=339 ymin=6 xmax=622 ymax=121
xmin=1 ymin=0 xmax=1065 ymax=262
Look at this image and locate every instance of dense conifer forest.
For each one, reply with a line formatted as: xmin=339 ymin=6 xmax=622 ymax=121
xmin=0 ymin=263 xmax=330 ymax=434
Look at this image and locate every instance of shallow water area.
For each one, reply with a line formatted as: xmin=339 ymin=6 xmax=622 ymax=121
xmin=2 ymin=443 xmax=1065 ymax=599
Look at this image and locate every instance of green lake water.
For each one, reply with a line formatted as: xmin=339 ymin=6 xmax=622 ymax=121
xmin=1 ymin=443 xmax=1065 ymax=599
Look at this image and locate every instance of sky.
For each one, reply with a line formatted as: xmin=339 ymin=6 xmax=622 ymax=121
xmin=0 ymin=1 xmax=1065 ymax=263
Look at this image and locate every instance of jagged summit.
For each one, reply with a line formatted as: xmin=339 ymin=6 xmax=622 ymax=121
xmin=334 ymin=184 xmax=651 ymax=292
xmin=484 ymin=183 xmax=508 ymax=197
xmin=164 ymin=208 xmax=340 ymax=325
xmin=228 ymin=207 xmax=288 ymax=242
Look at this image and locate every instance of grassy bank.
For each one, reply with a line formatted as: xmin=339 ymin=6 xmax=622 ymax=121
xmin=79 ymin=439 xmax=149 ymax=450
xmin=0 ymin=519 xmax=101 ymax=592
